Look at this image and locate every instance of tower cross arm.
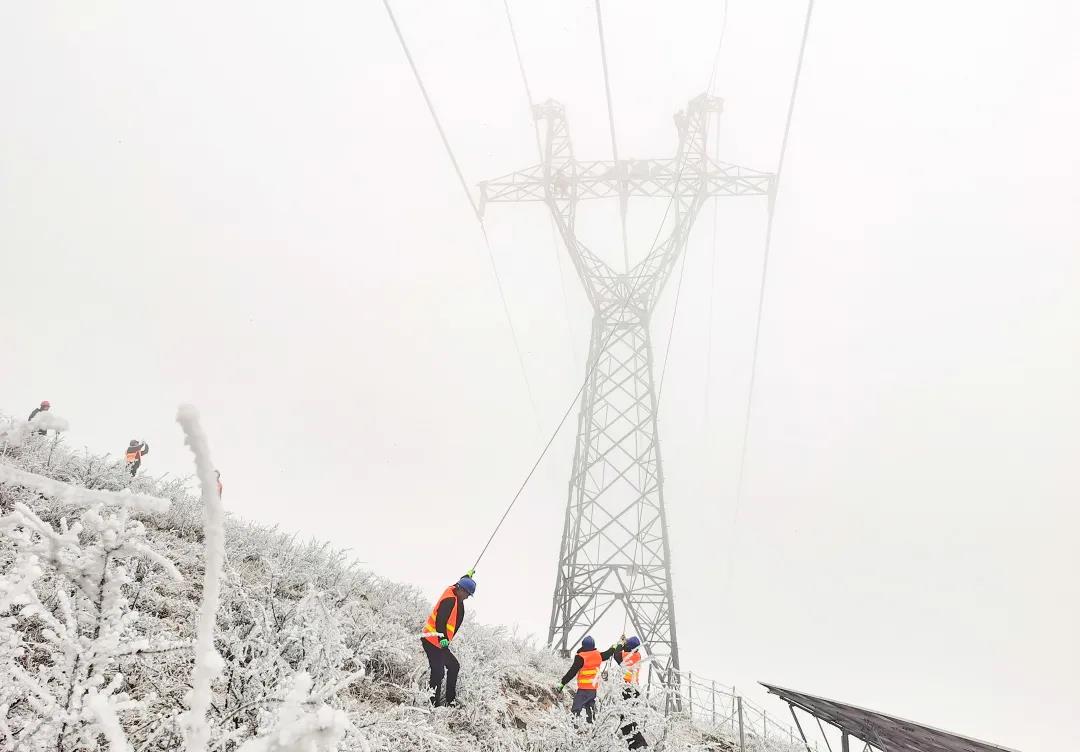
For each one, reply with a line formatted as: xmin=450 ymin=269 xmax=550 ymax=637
xmin=479 ymin=158 xmax=773 ymax=215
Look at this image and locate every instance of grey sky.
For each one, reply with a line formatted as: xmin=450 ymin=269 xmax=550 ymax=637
xmin=2 ymin=2 xmax=1077 ymax=749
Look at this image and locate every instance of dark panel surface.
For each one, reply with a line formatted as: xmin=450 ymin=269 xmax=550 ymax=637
xmin=761 ymin=683 xmax=1021 ymax=752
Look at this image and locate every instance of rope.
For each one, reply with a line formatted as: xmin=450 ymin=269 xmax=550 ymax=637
xmin=501 ymin=0 xmax=580 ymax=364
xmin=382 ymin=0 xmax=540 ymax=424
xmin=727 ymin=0 xmax=815 ymax=587
xmin=594 ymin=0 xmax=631 ymax=274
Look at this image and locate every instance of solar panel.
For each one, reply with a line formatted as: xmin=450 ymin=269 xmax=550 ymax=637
xmin=760 ymin=683 xmax=1022 ymax=752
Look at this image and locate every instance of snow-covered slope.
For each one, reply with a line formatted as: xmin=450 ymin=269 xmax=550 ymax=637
xmin=0 ymin=413 xmax=779 ymax=751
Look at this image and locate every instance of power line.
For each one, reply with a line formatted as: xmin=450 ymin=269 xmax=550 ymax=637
xmin=594 ymin=0 xmax=631 ymax=274
xmin=705 ymin=0 xmax=730 ymax=96
xmin=643 ymin=0 xmax=730 ymax=635
xmin=727 ymin=0 xmax=816 ymax=586
xmin=381 ymin=0 xmax=541 ymax=426
xmin=501 ymin=0 xmax=581 ymax=365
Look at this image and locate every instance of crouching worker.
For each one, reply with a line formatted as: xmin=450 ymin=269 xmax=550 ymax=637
xmin=420 ymin=572 xmax=476 ymax=707
xmin=556 ymin=635 xmax=624 ymax=723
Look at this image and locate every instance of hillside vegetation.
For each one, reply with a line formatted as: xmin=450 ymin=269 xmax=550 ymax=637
xmin=0 ymin=410 xmax=775 ymax=751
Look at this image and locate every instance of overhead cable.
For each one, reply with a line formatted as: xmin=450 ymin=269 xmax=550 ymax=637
xmin=728 ymin=0 xmax=816 ymax=581
xmin=382 ymin=0 xmax=540 ymax=426
xmin=594 ymin=0 xmax=631 ymax=274
xmin=502 ymin=0 xmax=580 ymax=364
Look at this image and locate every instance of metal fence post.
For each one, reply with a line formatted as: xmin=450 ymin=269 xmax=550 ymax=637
xmin=711 ymin=680 xmax=716 ymax=725
xmin=737 ymin=696 xmax=745 ymax=752
xmin=731 ymin=686 xmax=737 ymax=732
xmin=664 ymin=665 xmax=672 ymax=717
xmin=764 ymin=709 xmax=768 ymax=741
xmin=688 ymin=672 xmax=694 ymax=719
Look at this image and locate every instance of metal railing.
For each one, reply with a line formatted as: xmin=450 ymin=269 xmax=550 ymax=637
xmin=636 ymin=668 xmax=812 ymax=752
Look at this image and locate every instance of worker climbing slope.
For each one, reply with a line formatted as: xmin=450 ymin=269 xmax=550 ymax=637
xmin=420 ymin=571 xmax=476 ymax=707
xmin=125 ymin=439 xmax=150 ymax=476
xmin=556 ymin=635 xmax=625 ymax=723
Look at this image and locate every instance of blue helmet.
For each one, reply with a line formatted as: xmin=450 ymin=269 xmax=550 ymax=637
xmin=581 ymin=635 xmax=596 ymax=651
xmin=626 ymin=636 xmax=641 ymax=650
xmin=456 ymin=576 xmax=476 ymax=595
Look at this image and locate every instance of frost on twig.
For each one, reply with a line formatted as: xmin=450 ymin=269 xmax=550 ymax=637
xmin=0 ymin=478 xmax=182 ymax=750
xmin=236 ymin=673 xmax=349 ymax=752
xmin=0 ymin=405 xmax=809 ymax=752
xmin=176 ymin=405 xmax=226 ymax=752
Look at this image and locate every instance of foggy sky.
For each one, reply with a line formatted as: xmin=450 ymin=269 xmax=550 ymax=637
xmin=3 ymin=2 xmax=1078 ymax=749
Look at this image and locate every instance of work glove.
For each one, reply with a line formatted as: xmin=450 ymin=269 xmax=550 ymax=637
xmin=556 ymin=683 xmax=564 ymax=692
xmin=465 ymin=568 xmax=476 ymax=578
xmin=439 ymin=638 xmax=450 ymax=649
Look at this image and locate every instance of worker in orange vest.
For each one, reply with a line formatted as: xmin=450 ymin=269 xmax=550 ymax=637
xmin=419 ymin=572 xmax=476 ymax=707
xmin=556 ymin=635 xmax=625 ymax=723
xmin=615 ymin=635 xmax=643 ymax=698
xmin=215 ymin=469 xmax=223 ymax=497
xmin=125 ymin=439 xmax=149 ymax=476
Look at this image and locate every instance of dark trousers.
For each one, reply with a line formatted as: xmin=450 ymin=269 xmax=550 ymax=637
xmin=620 ymin=685 xmax=648 ymax=748
xmin=571 ymin=688 xmax=597 ymax=723
xmin=421 ymin=639 xmax=459 ymax=706
xmin=128 ymin=459 xmax=141 ymax=477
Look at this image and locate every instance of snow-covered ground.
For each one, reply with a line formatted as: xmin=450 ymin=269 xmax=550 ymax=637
xmin=0 ymin=411 xmax=799 ymax=751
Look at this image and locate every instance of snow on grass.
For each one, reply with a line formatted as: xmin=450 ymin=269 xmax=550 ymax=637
xmin=0 ymin=408 xmax=801 ymax=752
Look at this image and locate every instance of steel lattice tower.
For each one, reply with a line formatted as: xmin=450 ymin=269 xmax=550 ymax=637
xmin=480 ymin=94 xmax=773 ymax=683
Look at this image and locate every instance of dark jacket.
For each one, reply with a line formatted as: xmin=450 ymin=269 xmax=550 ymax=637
xmin=434 ymin=589 xmax=464 ymax=643
xmin=560 ymin=642 xmax=623 ymax=686
xmin=126 ymin=441 xmax=150 ymax=460
xmin=28 ymin=408 xmax=48 ymax=435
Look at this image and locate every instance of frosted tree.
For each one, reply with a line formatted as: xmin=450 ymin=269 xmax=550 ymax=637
xmin=0 ymin=488 xmax=181 ymax=750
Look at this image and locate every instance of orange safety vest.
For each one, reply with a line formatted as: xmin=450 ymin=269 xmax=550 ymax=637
xmin=577 ymin=649 xmax=603 ymax=691
xmin=621 ymin=649 xmax=642 ymax=684
xmin=421 ymin=585 xmax=459 ymax=647
xmin=216 ymin=479 xmax=223 ymax=497
xmin=125 ymin=446 xmax=142 ymax=463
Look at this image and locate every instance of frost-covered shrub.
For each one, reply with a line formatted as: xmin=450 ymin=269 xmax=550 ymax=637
xmin=0 ymin=411 xmax=803 ymax=752
xmin=0 ymin=490 xmax=181 ymax=750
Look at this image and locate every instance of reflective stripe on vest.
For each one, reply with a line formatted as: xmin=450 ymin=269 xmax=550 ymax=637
xmin=622 ymin=649 xmax=642 ymax=683
xmin=422 ymin=585 xmax=459 ymax=646
xmin=577 ymin=649 xmax=603 ymax=691
xmin=125 ymin=448 xmax=141 ymax=463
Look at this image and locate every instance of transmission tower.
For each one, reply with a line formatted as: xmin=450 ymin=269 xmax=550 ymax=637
xmin=479 ymin=94 xmax=772 ymax=684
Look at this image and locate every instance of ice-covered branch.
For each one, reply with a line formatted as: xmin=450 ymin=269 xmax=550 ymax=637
xmin=235 ymin=674 xmax=349 ymax=752
xmin=0 ymin=464 xmax=170 ymax=514
xmin=176 ymin=405 xmax=225 ymax=752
